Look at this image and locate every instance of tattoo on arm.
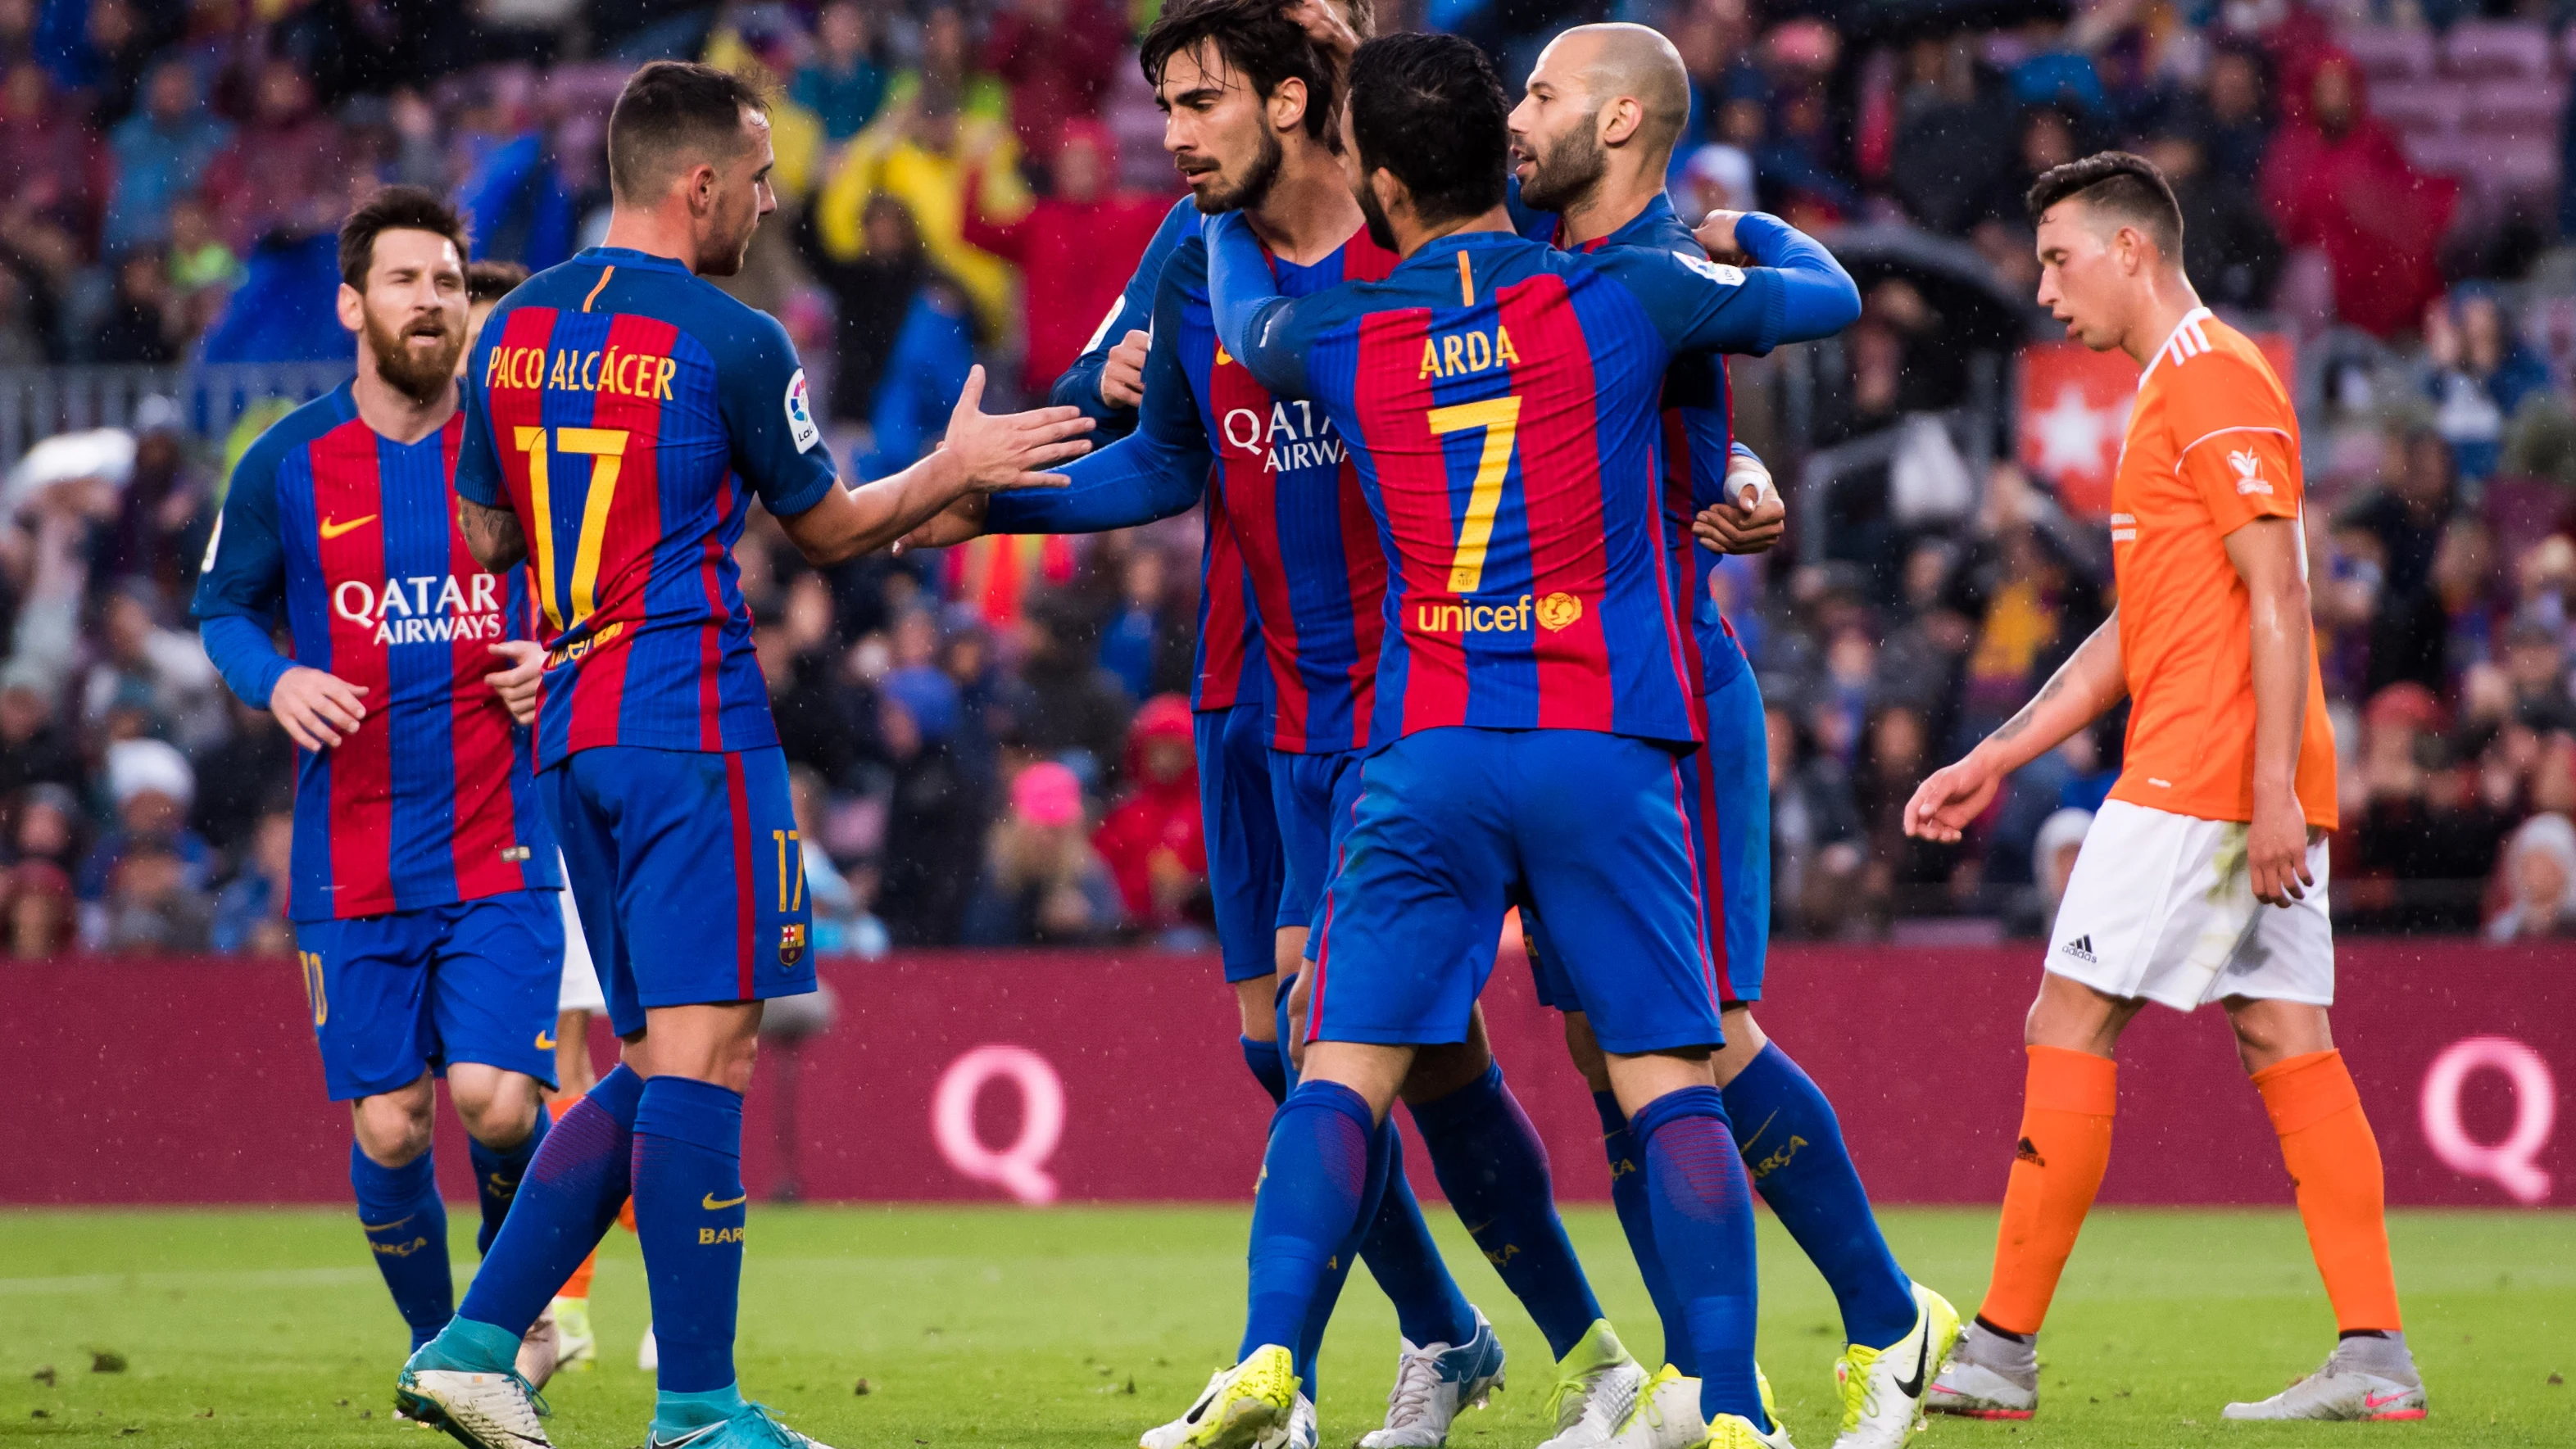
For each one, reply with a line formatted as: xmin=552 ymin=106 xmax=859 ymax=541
xmin=457 ymin=496 xmax=528 ymax=571
xmin=1989 ymin=670 xmax=2069 ymax=744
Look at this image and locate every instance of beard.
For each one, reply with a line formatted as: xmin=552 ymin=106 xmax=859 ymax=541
xmin=365 ymin=306 xmax=462 ymax=405
xmin=1189 ymin=127 xmax=1285 ymax=215
xmin=1517 ymin=120 xmax=1608 ymax=216
xmin=1355 ymin=174 xmax=1397 ymax=253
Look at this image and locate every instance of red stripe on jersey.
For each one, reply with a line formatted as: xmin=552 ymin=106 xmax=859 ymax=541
xmin=1335 ymin=451 xmax=1386 ymax=736
xmin=1670 ymin=758 xmax=1721 ymax=1017
xmin=315 ymin=420 xmax=396 ymax=917
xmin=724 ymin=750 xmax=755 ymax=999
xmin=1196 ymin=495 xmax=1254 ymax=709
xmin=564 ymin=314 xmax=678 ymax=755
xmin=442 ymin=413 xmax=525 ymax=900
xmin=693 ymin=475 xmax=733 ymax=750
xmin=1653 ymin=410 xmax=1703 ymax=704
xmin=1208 ymin=353 xmax=1312 ymax=746
xmin=486 ymin=307 xmax=559 ymax=630
xmin=1496 ymin=278 xmax=1612 ymax=731
xmin=1353 ymin=307 xmax=1470 ymax=735
xmin=1692 ymin=739 xmax=1737 ymax=1004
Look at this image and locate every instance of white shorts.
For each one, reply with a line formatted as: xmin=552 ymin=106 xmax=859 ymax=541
xmin=2044 ymin=799 xmax=2333 ymax=1012
xmin=554 ymin=854 xmax=605 ymax=1015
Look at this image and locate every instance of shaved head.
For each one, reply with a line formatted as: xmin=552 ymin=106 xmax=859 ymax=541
xmin=1549 ymin=23 xmax=1689 ymax=156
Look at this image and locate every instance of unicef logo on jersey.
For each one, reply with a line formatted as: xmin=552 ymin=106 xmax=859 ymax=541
xmin=333 ymin=574 xmax=507 ymax=645
xmin=1221 ymin=399 xmax=1345 ymax=474
xmin=784 ymin=369 xmax=822 ymax=455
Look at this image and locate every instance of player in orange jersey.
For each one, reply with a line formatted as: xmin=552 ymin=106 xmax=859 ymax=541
xmin=1903 ymin=152 xmax=2424 ymax=1424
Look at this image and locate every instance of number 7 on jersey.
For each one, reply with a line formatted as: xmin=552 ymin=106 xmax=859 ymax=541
xmin=514 ymin=425 xmax=628 ymax=630
xmin=1429 ymin=396 xmax=1521 ymax=593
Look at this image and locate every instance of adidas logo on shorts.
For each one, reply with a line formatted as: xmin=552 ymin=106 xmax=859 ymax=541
xmin=2059 ymin=934 xmax=2098 ymax=964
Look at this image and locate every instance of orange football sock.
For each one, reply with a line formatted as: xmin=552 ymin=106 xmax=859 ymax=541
xmin=2254 ymin=1049 xmax=2402 ymax=1334
xmin=619 ymin=1198 xmax=636 ymax=1234
xmin=558 ymin=1249 xmax=597 ymax=1302
xmin=1978 ymin=1044 xmax=2118 ymax=1337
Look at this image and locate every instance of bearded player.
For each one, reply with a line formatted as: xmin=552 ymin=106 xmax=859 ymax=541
xmin=1502 ymin=26 xmax=1955 ymax=1449
xmin=912 ymin=7 xmax=1653 ymax=1445
xmin=192 ymin=188 xmax=563 ymax=1379
xmin=396 ymin=61 xmax=1092 ymax=1449
xmin=1906 ymin=152 xmax=2423 ymax=1424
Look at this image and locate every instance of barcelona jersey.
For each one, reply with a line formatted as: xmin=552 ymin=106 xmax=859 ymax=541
xmin=456 ymin=247 xmax=840 ymax=767
xmin=1223 ymin=229 xmax=1800 ymax=747
xmin=193 ymin=385 xmax=560 ymax=921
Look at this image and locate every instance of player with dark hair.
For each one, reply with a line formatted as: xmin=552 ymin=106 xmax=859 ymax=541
xmin=909 ymin=6 xmax=1649 ymax=1446
xmin=192 ymin=184 xmax=565 ymax=1384
xmin=1910 ymin=150 xmax=2423 ymax=1424
xmin=1179 ymin=29 xmax=1857 ymax=1449
xmin=1503 ymin=26 xmax=1955 ymax=1449
xmin=394 ymin=60 xmax=1092 ymax=1449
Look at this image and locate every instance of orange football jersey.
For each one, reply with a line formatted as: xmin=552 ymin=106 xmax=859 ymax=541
xmin=2106 ymin=308 xmax=2337 ymax=829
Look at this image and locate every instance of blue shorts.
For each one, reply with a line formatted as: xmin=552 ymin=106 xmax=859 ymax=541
xmin=1196 ymin=704 xmax=1286 ymax=984
xmin=1309 ymin=727 xmax=1722 ymax=1056
xmin=1272 ymin=748 xmax=1364 ymax=935
xmin=542 ymin=745 xmax=815 ymax=1038
xmin=295 ymin=891 xmax=564 ymax=1103
xmin=1526 ymin=661 xmax=1771 ymax=1010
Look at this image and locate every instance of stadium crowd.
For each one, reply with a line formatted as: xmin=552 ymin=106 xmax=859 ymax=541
xmin=6 ymin=0 xmax=2576 ymax=955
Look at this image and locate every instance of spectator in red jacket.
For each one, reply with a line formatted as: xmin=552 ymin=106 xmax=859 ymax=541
xmin=982 ymin=0 xmax=1126 ymax=173
xmin=1091 ymin=694 xmax=1209 ymax=941
xmin=2259 ymin=50 xmax=2454 ymax=339
xmin=959 ymin=120 xmax=1172 ymax=396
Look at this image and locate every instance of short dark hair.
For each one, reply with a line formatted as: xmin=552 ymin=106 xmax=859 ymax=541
xmin=607 ymin=61 xmax=769 ymax=202
xmin=2025 ymin=150 xmax=2184 ymax=256
xmin=338 ymin=185 xmax=469 ymax=289
xmin=1139 ymin=0 xmax=1341 ymax=144
xmin=1347 ymin=32 xmax=1509 ymax=227
xmin=465 ymin=259 xmax=528 ymax=305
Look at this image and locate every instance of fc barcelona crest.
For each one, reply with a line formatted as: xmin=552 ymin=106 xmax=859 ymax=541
xmin=779 ymin=922 xmax=808 ymax=966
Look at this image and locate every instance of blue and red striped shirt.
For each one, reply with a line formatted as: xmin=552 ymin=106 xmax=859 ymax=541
xmin=456 ymin=247 xmax=839 ymax=768
xmin=193 ymin=385 xmax=559 ymax=921
xmin=1212 ymin=221 xmax=1852 ymax=746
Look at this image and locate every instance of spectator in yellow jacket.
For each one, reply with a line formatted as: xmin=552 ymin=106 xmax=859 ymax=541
xmin=813 ymin=74 xmax=1027 ymax=338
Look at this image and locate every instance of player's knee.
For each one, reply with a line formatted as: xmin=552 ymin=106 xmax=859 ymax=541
xmin=1560 ymin=1012 xmax=1612 ymax=1094
xmin=1236 ymin=973 xmax=1281 ymax=1043
xmin=1399 ymin=1037 xmax=1492 ymax=1105
xmin=1708 ymin=1008 xmax=1766 ymax=1087
xmin=351 ymin=1089 xmax=433 ymax=1166
xmin=2225 ymin=998 xmax=2330 ymax=1074
xmin=452 ymin=1072 xmax=542 ymax=1148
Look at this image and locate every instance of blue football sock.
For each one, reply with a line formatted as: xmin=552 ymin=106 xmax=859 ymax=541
xmin=1242 ymin=1035 xmax=1290 ymax=1106
xmin=1241 ymin=1081 xmax=1381 ymax=1363
xmin=445 ymin=1065 xmax=644 ymax=1361
xmin=1596 ymin=1090 xmax=1694 ymax=1375
xmin=633 ymin=1075 xmax=748 ymax=1394
xmin=351 ymin=1144 xmax=453 ymax=1352
xmin=1725 ymin=1044 xmax=1916 ymax=1350
xmin=1630 ymin=1087 xmax=1766 ymax=1432
xmin=1358 ymin=1123 xmax=1478 ymax=1349
xmin=469 ymin=1105 xmax=550 ymax=1257
xmin=1411 ymin=1062 xmax=1600 ymax=1359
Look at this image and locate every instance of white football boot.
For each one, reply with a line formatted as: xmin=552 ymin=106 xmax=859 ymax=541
xmin=2222 ymin=1332 xmax=2427 ymax=1421
xmin=1535 ymin=1321 xmax=1650 ymax=1449
xmin=1830 ymin=1284 xmax=1960 ymax=1447
xmin=395 ymin=1361 xmax=553 ymax=1448
xmin=1923 ymin=1320 xmax=2035 ymax=1420
xmin=1358 ymin=1308 xmax=1508 ymax=1448
xmin=1139 ymin=1344 xmax=1301 ymax=1449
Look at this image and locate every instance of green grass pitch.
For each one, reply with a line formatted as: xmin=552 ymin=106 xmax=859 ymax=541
xmin=2 ymin=1205 xmax=2569 ymax=1446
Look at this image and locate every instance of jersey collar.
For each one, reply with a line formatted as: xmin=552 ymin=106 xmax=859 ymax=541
xmin=2135 ymin=306 xmax=2215 ymax=390
xmin=576 ymin=246 xmax=693 ymax=274
xmin=1553 ymin=194 xmax=1680 ymax=254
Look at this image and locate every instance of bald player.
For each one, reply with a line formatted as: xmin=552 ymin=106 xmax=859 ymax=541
xmin=1503 ymin=27 xmax=1952 ymax=1449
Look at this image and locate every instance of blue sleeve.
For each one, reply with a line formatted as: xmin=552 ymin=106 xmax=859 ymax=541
xmin=1048 ymin=195 xmax=1195 ymax=433
xmin=188 ymin=435 xmax=293 ymax=706
xmin=456 ymin=350 xmax=503 ymax=508
xmin=1732 ymin=212 xmax=1862 ymax=346
xmin=201 ymin=614 xmax=293 ymax=708
xmin=717 ymin=306 xmax=841 ymax=518
xmin=989 ymin=261 xmax=1212 ymax=534
xmin=1593 ymin=214 xmax=1858 ymax=357
xmin=1503 ymin=172 xmax=1556 ymax=242
xmin=1201 ymin=211 xmax=1309 ymax=399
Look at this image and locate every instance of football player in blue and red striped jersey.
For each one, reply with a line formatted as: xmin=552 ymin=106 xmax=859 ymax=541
xmin=1503 ymin=27 xmax=1959 ymax=1449
xmin=192 ymin=188 xmax=566 ymax=1379
xmin=908 ymin=7 xmax=1651 ymax=1443
xmin=1182 ymin=34 xmax=1858 ymax=1449
xmin=398 ymin=61 xmax=1091 ymax=1449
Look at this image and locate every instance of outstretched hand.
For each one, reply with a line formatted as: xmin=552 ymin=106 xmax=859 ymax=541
xmin=893 ymin=494 xmax=992 ymax=556
xmin=1903 ymin=754 xmax=2002 ymax=843
xmin=1282 ymin=0 xmax=1361 ymax=61
xmin=940 ymin=365 xmax=1095 ymax=493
